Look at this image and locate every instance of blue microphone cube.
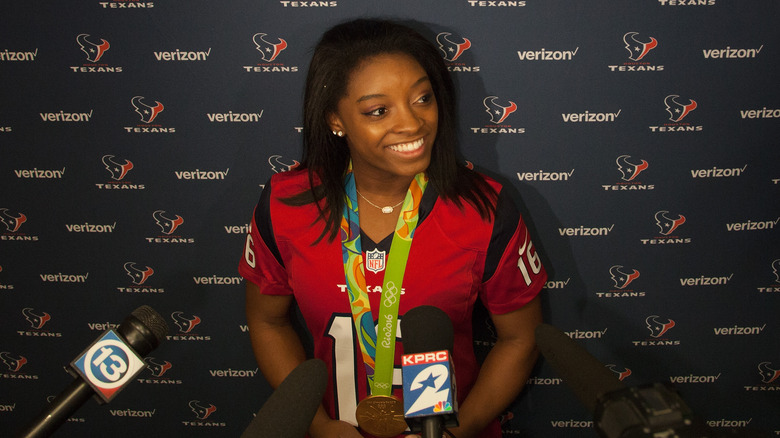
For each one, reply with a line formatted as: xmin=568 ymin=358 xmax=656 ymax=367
xmin=401 ymin=350 xmax=458 ymax=430
xmin=70 ymin=330 xmax=145 ymax=402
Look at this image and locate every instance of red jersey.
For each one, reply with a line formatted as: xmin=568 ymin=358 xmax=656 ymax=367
xmin=238 ymin=169 xmax=546 ymax=437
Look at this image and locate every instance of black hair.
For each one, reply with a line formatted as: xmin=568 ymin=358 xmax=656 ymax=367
xmin=287 ymin=18 xmax=497 ymax=242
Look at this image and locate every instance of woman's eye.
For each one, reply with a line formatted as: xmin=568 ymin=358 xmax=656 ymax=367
xmin=417 ymin=93 xmax=435 ymax=105
xmin=365 ymin=107 xmax=387 ymax=117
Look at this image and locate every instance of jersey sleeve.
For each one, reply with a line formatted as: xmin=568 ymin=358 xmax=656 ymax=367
xmin=237 ymin=183 xmax=293 ymax=296
xmin=480 ymin=189 xmax=547 ymax=314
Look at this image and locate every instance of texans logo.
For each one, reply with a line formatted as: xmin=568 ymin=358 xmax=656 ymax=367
xmin=436 ymin=32 xmax=472 ymax=62
xmin=483 ymin=96 xmax=517 ymax=124
xmin=609 ymin=265 xmax=640 ymax=289
xmin=616 ymin=155 xmax=648 ymax=182
xmin=268 ymin=155 xmax=300 ymax=173
xmin=131 ymin=96 xmax=164 ymax=124
xmin=758 ymin=362 xmax=780 ymax=384
xmin=664 ymin=95 xmax=697 ymax=123
xmin=0 ymin=352 xmax=28 ymax=372
xmin=771 ymin=259 xmax=780 ymax=283
xmin=124 ymin=262 xmax=155 ymax=285
xmin=623 ymin=32 xmax=657 ymax=61
xmin=171 ymin=311 xmax=201 ymax=333
xmin=144 ymin=357 xmax=173 ymax=377
xmin=102 ymin=155 xmax=134 ymax=180
xmin=646 ymin=315 xmax=675 ymax=338
xmin=655 ymin=210 xmax=686 ymax=235
xmin=1 ymin=208 xmax=27 ymax=233
xmin=189 ymin=400 xmax=217 ymax=420
xmin=606 ymin=364 xmax=632 ymax=381
xmin=77 ymin=34 xmax=110 ymax=63
xmin=253 ymin=33 xmax=287 ymax=62
xmin=23 ymin=307 xmax=51 ymax=329
xmin=153 ymin=210 xmax=184 ymax=235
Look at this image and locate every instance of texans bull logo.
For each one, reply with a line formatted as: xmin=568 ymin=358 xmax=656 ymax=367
xmin=436 ymin=32 xmax=472 ymax=62
xmin=616 ymin=155 xmax=648 ymax=182
xmin=606 ymin=364 xmax=632 ymax=381
xmin=1 ymin=208 xmax=27 ymax=233
xmin=124 ymin=262 xmax=154 ymax=285
xmin=646 ymin=315 xmax=675 ymax=338
xmin=609 ymin=265 xmax=640 ymax=290
xmin=664 ymin=95 xmax=697 ymax=123
xmin=623 ymin=32 xmax=657 ymax=61
xmin=268 ymin=155 xmax=300 ymax=173
xmin=1 ymin=352 xmax=28 ymax=372
xmin=131 ymin=96 xmax=164 ymax=124
xmin=655 ymin=211 xmax=686 ymax=235
xmin=483 ymin=96 xmax=517 ymax=124
xmin=144 ymin=357 xmax=172 ymax=377
xmin=253 ymin=33 xmax=287 ymax=62
xmin=76 ymin=33 xmax=110 ymax=63
xmin=23 ymin=307 xmax=51 ymax=329
xmin=102 ymin=155 xmax=134 ymax=181
xmin=189 ymin=400 xmax=217 ymax=420
xmin=171 ymin=311 xmax=201 ymax=334
xmin=758 ymin=362 xmax=780 ymax=384
xmin=153 ymin=210 xmax=184 ymax=235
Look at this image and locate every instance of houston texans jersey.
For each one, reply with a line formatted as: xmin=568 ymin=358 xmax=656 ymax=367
xmin=238 ymin=169 xmax=546 ymax=437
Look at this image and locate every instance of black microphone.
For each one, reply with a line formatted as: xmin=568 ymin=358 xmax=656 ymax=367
xmin=401 ymin=305 xmax=458 ymax=438
xmin=240 ymin=358 xmax=327 ymax=438
xmin=15 ymin=305 xmax=169 ymax=438
xmin=534 ymin=323 xmax=626 ymax=413
xmin=534 ymin=323 xmax=771 ymax=438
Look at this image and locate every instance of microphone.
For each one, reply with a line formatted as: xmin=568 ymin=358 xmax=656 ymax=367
xmin=534 ymin=323 xmax=770 ymax=438
xmin=401 ymin=305 xmax=458 ymax=438
xmin=16 ymin=305 xmax=169 ymax=438
xmin=534 ymin=323 xmax=626 ymax=413
xmin=240 ymin=358 xmax=327 ymax=438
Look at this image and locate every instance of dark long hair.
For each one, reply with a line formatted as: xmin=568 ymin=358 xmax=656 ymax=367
xmin=288 ymin=18 xmax=497 ymax=242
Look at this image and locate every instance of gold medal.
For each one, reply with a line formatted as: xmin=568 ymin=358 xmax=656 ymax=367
xmin=355 ymin=395 xmax=407 ymax=437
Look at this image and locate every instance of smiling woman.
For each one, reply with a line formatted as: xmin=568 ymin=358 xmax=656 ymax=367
xmin=238 ymin=19 xmax=547 ymax=438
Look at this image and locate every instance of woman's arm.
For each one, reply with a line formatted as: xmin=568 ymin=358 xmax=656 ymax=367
xmin=245 ymin=281 xmax=362 ymax=437
xmin=448 ymin=295 xmax=543 ymax=438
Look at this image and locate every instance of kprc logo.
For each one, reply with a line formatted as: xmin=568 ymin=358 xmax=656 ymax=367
xmin=402 ymin=351 xmax=453 ymax=416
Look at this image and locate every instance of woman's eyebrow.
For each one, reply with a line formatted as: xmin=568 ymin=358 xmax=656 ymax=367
xmin=355 ymin=75 xmax=431 ymax=103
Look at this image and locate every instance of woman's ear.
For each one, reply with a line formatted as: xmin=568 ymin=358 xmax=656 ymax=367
xmin=327 ymin=113 xmax=345 ymax=137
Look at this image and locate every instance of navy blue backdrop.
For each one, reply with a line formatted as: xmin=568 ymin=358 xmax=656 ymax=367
xmin=1 ymin=1 xmax=778 ymax=436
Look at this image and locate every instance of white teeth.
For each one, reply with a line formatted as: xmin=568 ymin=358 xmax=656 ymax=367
xmin=389 ymin=138 xmax=424 ymax=152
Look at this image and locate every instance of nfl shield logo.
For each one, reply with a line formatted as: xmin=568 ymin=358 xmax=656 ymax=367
xmin=366 ymin=249 xmax=386 ymax=274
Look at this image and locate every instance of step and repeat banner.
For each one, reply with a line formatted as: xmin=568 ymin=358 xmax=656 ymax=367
xmin=1 ymin=1 xmax=778 ymax=436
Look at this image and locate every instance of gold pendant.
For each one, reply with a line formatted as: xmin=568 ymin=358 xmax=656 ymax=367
xmin=355 ymin=395 xmax=407 ymax=437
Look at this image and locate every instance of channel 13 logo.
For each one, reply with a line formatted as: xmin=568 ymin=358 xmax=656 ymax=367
xmin=71 ymin=330 xmax=145 ymax=402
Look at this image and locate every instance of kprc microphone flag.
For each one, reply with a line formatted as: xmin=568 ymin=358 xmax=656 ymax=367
xmin=402 ymin=350 xmax=456 ymax=418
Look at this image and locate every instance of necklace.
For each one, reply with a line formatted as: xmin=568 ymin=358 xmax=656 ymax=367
xmin=356 ymin=189 xmax=404 ymax=214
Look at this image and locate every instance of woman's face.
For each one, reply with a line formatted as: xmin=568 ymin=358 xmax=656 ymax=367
xmin=329 ymin=52 xmax=438 ymax=186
